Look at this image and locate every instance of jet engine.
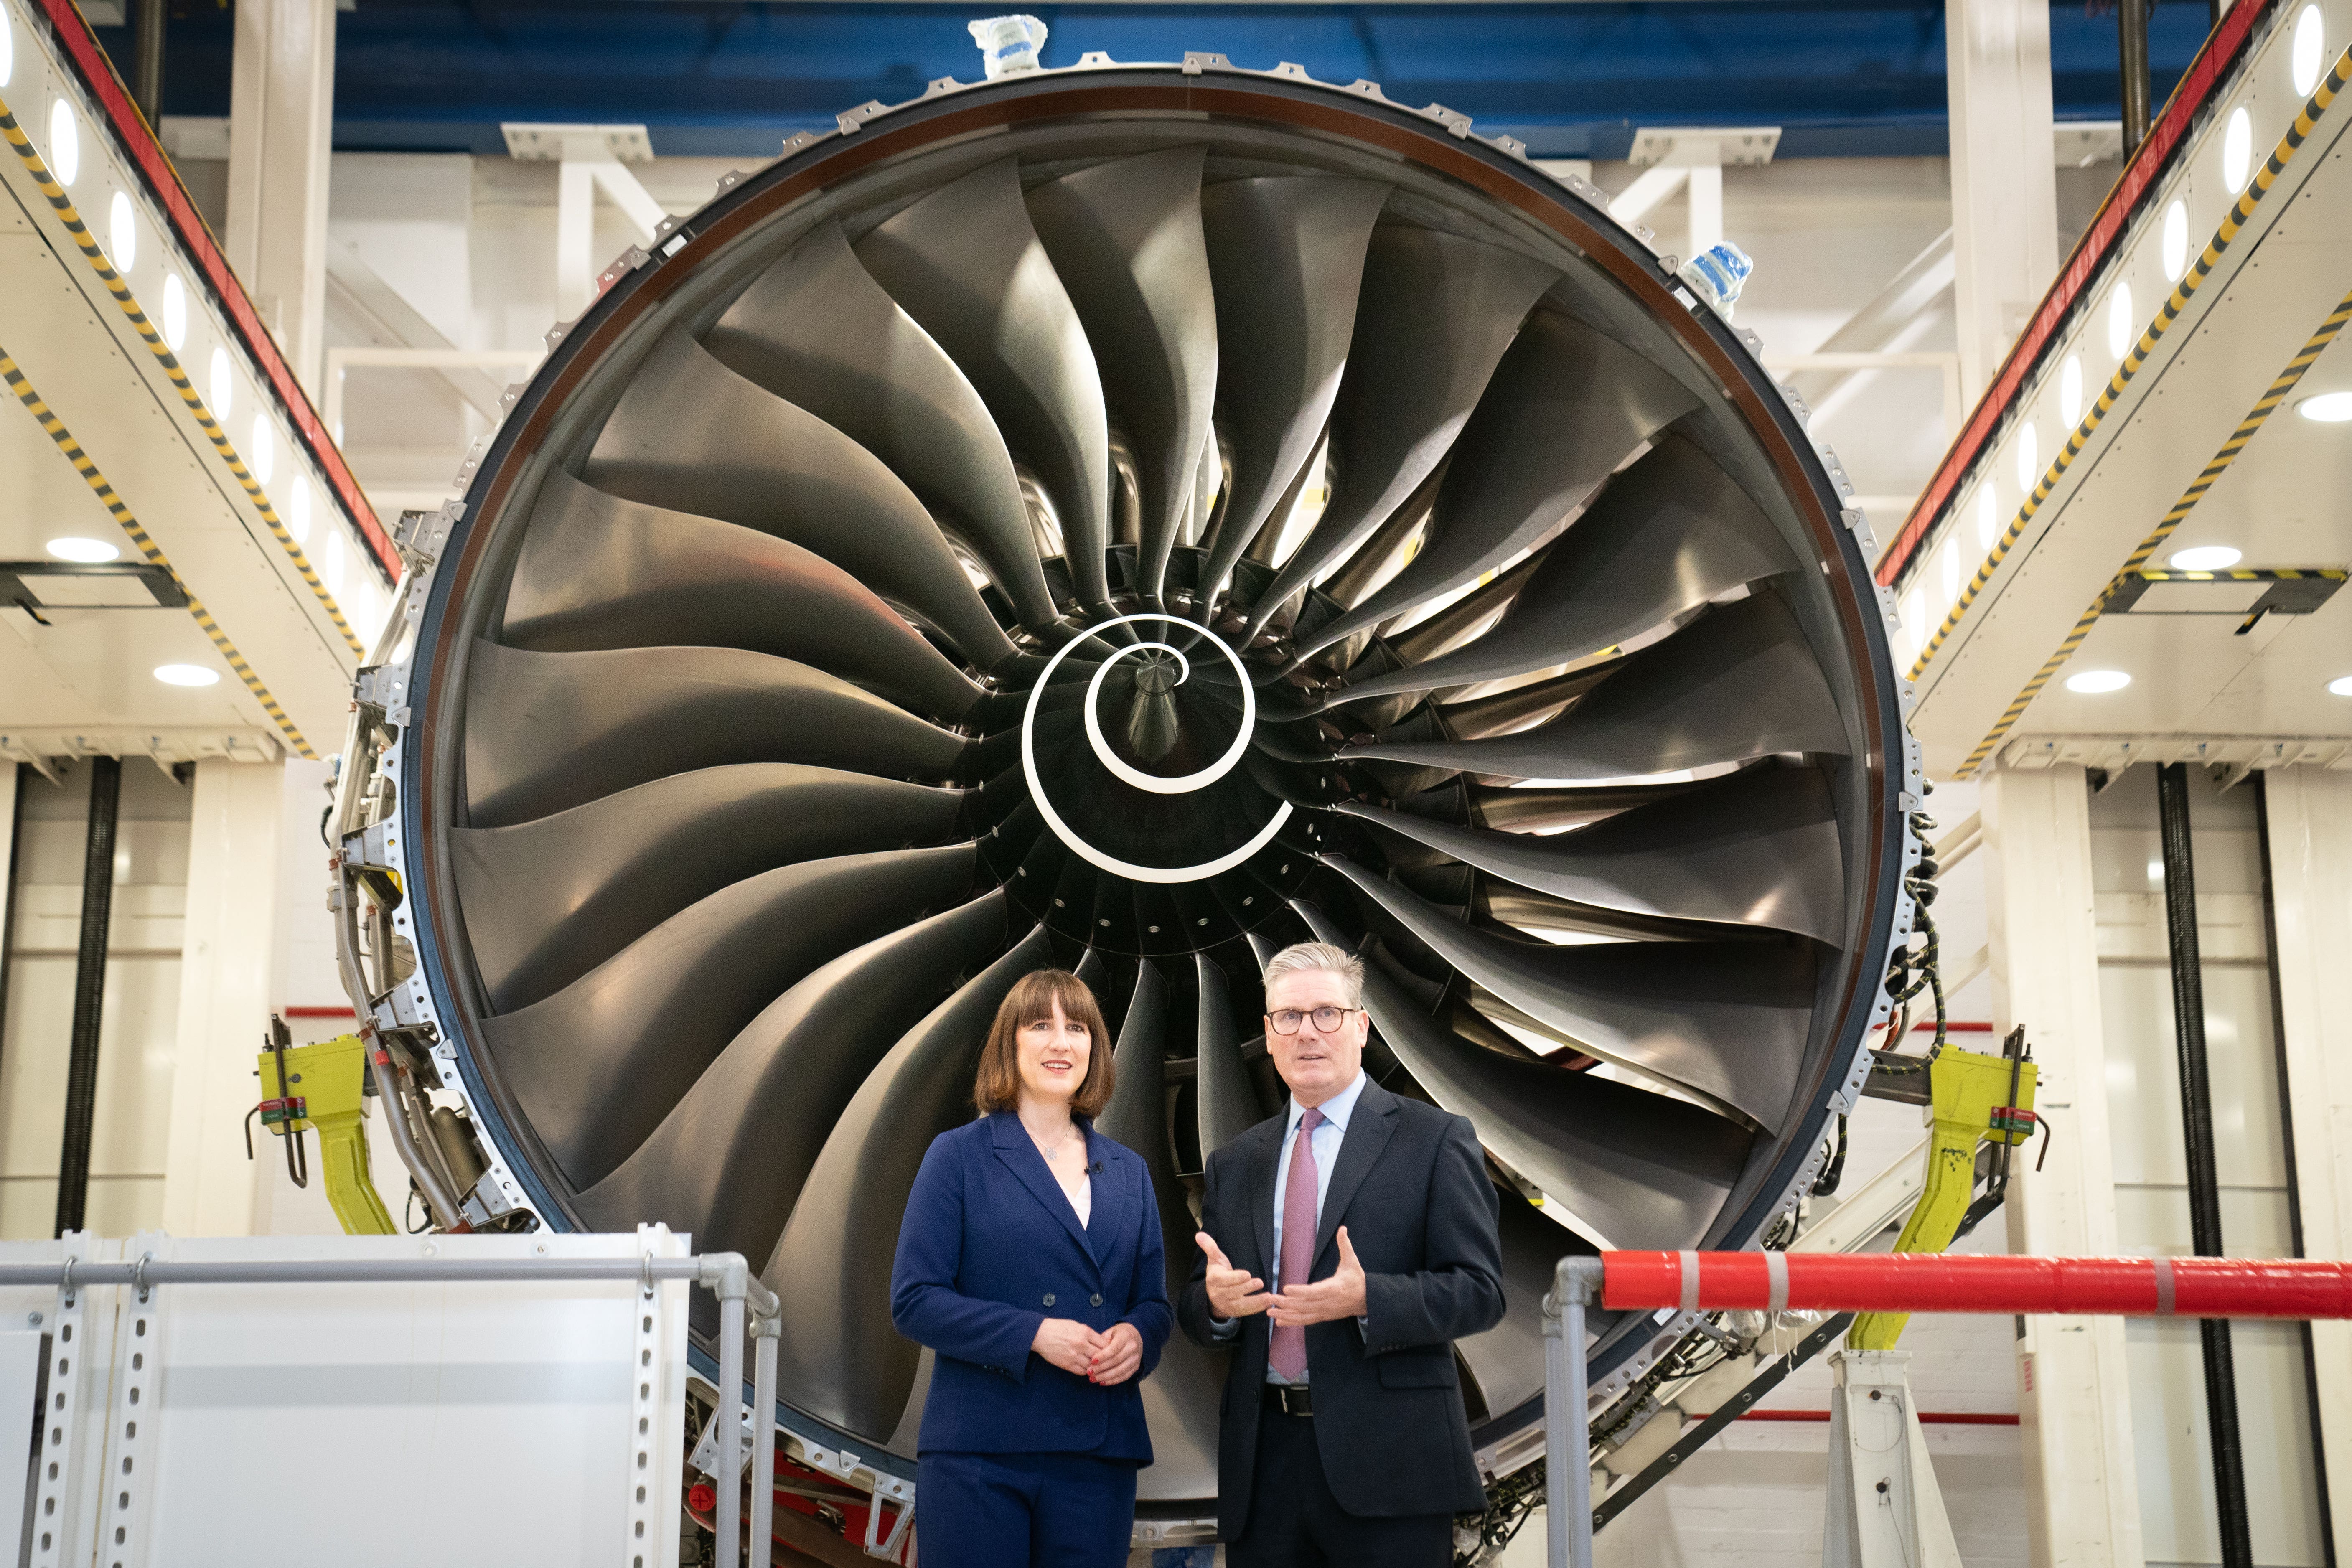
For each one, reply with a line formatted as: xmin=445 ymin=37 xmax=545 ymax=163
xmin=332 ymin=53 xmax=1918 ymax=1535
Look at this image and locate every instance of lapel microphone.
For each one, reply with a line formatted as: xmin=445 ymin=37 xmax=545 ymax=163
xmin=1087 ymin=1159 xmax=1105 ymax=1174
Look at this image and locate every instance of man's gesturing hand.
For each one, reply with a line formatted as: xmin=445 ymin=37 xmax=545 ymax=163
xmin=1087 ymin=1322 xmax=1144 ymax=1385
xmin=1032 ymin=1317 xmax=1106 ymax=1377
xmin=1268 ymin=1225 xmax=1369 ymax=1327
xmin=1197 ymin=1231 xmax=1272 ymax=1319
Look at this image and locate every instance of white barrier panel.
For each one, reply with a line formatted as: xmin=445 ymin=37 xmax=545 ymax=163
xmin=3 ymin=1228 xmax=692 ymax=1568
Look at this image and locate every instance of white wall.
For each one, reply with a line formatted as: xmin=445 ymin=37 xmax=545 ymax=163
xmin=0 ymin=760 xmax=192 ymax=1238
xmin=2086 ymin=765 xmax=2326 ymax=1568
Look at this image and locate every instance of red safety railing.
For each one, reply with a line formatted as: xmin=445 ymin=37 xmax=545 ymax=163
xmin=1543 ymin=1250 xmax=2352 ymax=1568
xmin=1599 ymin=1250 xmax=2352 ymax=1319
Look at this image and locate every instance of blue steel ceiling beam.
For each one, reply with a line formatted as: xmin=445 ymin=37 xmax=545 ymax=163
xmin=102 ymin=0 xmax=2220 ymax=160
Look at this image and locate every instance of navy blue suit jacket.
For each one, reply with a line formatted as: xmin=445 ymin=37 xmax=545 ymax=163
xmin=890 ymin=1111 xmax=1173 ymax=1461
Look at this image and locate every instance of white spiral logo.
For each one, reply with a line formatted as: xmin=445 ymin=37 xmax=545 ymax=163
xmin=1020 ymin=611 xmax=1294 ymax=884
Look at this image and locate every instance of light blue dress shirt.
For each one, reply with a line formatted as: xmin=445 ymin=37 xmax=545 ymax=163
xmin=1210 ymin=1069 xmax=1370 ymax=1384
xmin=1270 ymin=1068 xmax=1368 ymax=1296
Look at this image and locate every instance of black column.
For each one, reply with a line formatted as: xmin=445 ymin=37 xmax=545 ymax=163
xmin=53 ymin=755 xmax=122 ymax=1238
xmin=2121 ymin=0 xmax=2154 ymax=152
xmin=2154 ymin=762 xmax=2252 ymax=1568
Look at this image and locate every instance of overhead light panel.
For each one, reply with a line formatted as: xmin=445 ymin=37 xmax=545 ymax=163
xmin=47 ymin=536 xmax=120 ymax=563
xmin=2329 ymin=675 xmax=2352 ymax=697
xmin=2166 ymin=545 xmax=2242 ymax=571
xmin=2297 ymin=391 xmax=2352 ymax=422
xmin=2293 ymin=5 xmax=2326 ymax=96
xmin=48 ymin=98 xmax=77 ymax=186
xmin=161 ymin=274 xmax=187 ymax=351
xmin=153 ymin=663 xmax=221 ymax=687
xmin=2222 ymin=107 xmax=2253 ymax=192
xmin=108 ymin=191 xmax=137 ymax=272
xmin=2065 ymin=668 xmax=2131 ymax=694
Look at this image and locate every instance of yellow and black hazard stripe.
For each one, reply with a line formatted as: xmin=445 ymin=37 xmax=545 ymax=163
xmin=1906 ymin=35 xmax=2352 ymax=685
xmin=1956 ymin=286 xmax=2352 ymax=777
xmin=0 ymin=87 xmax=365 ymax=658
xmin=1 ymin=350 xmax=315 ymax=760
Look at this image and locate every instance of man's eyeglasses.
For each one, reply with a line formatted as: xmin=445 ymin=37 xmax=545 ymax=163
xmin=1266 ymin=1006 xmax=1360 ymax=1035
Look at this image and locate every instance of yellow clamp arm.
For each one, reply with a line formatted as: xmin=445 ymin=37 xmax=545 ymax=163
xmin=254 ymin=1033 xmax=397 ymax=1236
xmin=1846 ymin=1042 xmax=2037 ymax=1350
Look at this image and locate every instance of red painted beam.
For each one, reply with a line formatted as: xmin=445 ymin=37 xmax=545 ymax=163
xmin=1604 ymin=1252 xmax=2352 ymax=1319
xmin=23 ymin=0 xmax=399 ymax=579
xmin=1877 ymin=0 xmax=2278 ymax=589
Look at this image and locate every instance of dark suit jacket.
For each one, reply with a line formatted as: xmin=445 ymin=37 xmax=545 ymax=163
xmin=891 ymin=1111 xmax=1174 ymax=1462
xmin=1178 ymin=1079 xmax=1504 ymax=1536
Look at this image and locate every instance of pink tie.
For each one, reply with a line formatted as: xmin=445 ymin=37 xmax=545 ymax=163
xmin=1270 ymin=1107 xmax=1325 ymax=1381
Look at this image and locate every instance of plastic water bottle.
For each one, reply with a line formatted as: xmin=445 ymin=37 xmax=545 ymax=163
xmin=1677 ymin=241 xmax=1755 ymax=320
xmin=968 ymin=15 xmax=1048 ymax=78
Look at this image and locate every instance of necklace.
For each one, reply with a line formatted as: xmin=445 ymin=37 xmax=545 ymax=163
xmin=1030 ymin=1126 xmax=1081 ymax=1164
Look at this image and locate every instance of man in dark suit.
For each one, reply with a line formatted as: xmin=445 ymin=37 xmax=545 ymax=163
xmin=1178 ymin=940 xmax=1505 ymax=1564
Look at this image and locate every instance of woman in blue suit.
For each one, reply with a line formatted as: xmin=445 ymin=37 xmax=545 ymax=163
xmin=891 ymin=968 xmax=1172 ymax=1566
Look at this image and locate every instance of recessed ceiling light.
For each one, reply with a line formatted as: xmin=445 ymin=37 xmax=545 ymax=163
xmin=2108 ymin=282 xmax=2135 ymax=360
xmin=2293 ymin=5 xmax=2326 ymax=97
xmin=48 ymin=98 xmax=78 ymax=187
xmin=2298 ymin=391 xmax=2352 ymax=422
xmin=2222 ymin=106 xmax=2253 ymax=191
xmin=2065 ymin=668 xmax=2131 ymax=694
xmin=160 ymin=273 xmax=187 ymax=352
xmin=108 ymin=191 xmax=137 ymax=272
xmin=2161 ymin=199 xmax=2189 ymax=282
xmin=154 ymin=663 xmax=221 ymax=688
xmin=46 ymin=536 xmax=120 ymax=563
xmin=2329 ymin=675 xmax=2352 ymax=697
xmin=2167 ymin=545 xmax=2242 ymax=571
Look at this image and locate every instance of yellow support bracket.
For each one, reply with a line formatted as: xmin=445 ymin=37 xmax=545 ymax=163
xmin=1846 ymin=1039 xmax=2038 ymax=1350
xmin=255 ymin=1032 xmax=397 ymax=1236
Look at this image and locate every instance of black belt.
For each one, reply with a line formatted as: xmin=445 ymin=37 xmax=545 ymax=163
xmin=1262 ymin=1384 xmax=1313 ymax=1417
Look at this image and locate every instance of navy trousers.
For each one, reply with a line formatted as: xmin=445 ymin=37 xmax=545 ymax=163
xmin=917 ymin=1450 xmax=1139 ymax=1568
xmin=1228 ymin=1408 xmax=1454 ymax=1567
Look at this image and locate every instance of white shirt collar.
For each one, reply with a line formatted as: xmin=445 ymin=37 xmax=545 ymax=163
xmin=1287 ymin=1069 xmax=1368 ymax=1138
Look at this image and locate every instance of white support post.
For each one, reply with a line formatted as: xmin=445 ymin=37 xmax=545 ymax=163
xmin=160 ymin=760 xmax=287 ymax=1238
xmin=1823 ymin=1350 xmax=1961 ymax=1568
xmin=1982 ymin=764 xmax=2143 ymax=1568
xmin=1607 ymin=165 xmax=1688 ymax=228
xmin=1946 ymin=0 xmax=2060 ymax=403
xmin=1685 ymin=162 xmax=1724 ymax=261
xmin=224 ymin=0 xmax=337 ymax=395
xmin=556 ymin=158 xmax=598 ymax=320
xmin=537 ymin=126 xmax=666 ymax=318
xmin=2260 ymin=765 xmax=2352 ymax=1565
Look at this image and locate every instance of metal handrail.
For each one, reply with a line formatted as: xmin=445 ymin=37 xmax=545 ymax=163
xmin=6 ymin=1250 xmax=781 ymax=1568
xmin=1542 ymin=1250 xmax=2352 ymax=1568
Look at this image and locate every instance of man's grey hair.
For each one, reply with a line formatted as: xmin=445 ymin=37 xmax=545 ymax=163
xmin=1260 ymin=941 xmax=1365 ymax=1009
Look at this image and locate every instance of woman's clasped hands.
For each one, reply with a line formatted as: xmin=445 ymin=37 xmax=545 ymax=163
xmin=1032 ymin=1317 xmax=1145 ymax=1385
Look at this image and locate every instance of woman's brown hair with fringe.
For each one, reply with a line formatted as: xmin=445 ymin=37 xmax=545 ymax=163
xmin=974 ymin=970 xmax=1115 ymax=1118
